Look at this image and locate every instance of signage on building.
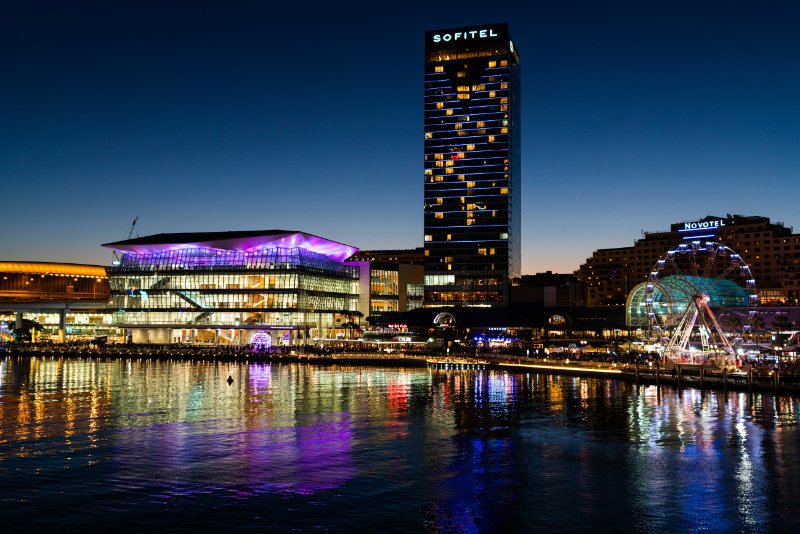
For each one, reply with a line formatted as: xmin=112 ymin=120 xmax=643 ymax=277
xmin=679 ymin=219 xmax=726 ymax=232
xmin=431 ymin=28 xmax=499 ymax=43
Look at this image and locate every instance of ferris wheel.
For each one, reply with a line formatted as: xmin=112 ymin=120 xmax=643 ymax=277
xmin=644 ymin=241 xmax=758 ymax=365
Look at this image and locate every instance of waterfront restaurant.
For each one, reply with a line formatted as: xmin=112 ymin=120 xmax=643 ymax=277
xmin=103 ymin=230 xmax=360 ymax=346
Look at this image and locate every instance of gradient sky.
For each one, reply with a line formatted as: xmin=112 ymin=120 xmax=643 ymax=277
xmin=2 ymin=1 xmax=798 ymax=273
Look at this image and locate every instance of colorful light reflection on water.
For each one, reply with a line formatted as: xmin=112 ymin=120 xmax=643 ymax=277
xmin=1 ymin=356 xmax=799 ymax=531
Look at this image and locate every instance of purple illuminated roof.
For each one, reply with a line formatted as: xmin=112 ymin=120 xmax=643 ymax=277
xmin=102 ymin=230 xmax=359 ymax=262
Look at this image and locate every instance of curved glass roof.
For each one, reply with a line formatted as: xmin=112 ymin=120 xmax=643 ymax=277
xmin=103 ymin=230 xmax=358 ymax=263
xmin=626 ymin=275 xmax=750 ymax=326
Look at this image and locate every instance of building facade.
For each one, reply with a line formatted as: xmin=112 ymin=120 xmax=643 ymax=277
xmin=346 ymin=248 xmax=425 ymax=315
xmin=103 ymin=230 xmax=360 ymax=345
xmin=0 ymin=261 xmax=112 ymax=341
xmin=423 ymin=23 xmax=521 ymax=306
xmin=576 ymin=215 xmax=800 ymax=306
xmin=511 ymin=272 xmax=586 ymax=307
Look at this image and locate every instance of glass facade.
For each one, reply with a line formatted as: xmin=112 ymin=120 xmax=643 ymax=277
xmin=105 ymin=232 xmax=360 ymax=344
xmin=423 ymin=23 xmax=521 ymax=306
xmin=370 ymin=267 xmax=399 ymax=312
xmin=626 ymin=275 xmax=751 ymax=327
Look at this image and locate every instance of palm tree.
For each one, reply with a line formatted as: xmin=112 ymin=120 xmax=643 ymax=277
xmin=748 ymin=314 xmax=766 ymax=342
xmin=772 ymin=314 xmax=792 ymax=334
xmin=342 ymin=310 xmax=364 ymax=339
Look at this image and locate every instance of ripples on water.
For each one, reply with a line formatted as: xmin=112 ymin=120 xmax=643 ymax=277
xmin=1 ymin=356 xmax=799 ymax=532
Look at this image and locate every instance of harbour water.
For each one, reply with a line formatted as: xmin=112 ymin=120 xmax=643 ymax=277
xmin=1 ymin=356 xmax=799 ymax=532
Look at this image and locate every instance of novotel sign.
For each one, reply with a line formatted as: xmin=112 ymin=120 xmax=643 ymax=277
xmin=680 ymin=219 xmax=726 ymax=232
xmin=432 ymin=28 xmax=500 ymax=43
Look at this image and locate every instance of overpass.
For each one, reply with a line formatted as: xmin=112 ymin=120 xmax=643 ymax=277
xmin=0 ymin=261 xmax=110 ymax=342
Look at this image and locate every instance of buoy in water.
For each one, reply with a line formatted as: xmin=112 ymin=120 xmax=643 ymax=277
xmin=227 ymin=375 xmax=233 ymax=385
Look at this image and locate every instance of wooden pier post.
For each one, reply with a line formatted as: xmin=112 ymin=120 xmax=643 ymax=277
xmin=722 ymin=367 xmax=728 ymax=391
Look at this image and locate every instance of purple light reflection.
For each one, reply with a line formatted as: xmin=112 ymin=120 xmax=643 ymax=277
xmin=104 ymin=231 xmax=358 ymax=262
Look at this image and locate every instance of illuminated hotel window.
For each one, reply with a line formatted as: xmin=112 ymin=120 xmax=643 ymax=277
xmin=435 ymin=212 xmax=443 ymax=219
xmin=500 ymin=97 xmax=508 ymax=104
xmin=425 ymin=132 xmax=433 ymax=139
xmin=444 ymin=256 xmax=453 ymax=263
xmin=454 ymin=123 xmax=462 ymax=129
xmin=488 ymin=60 xmax=497 ymax=68
xmin=424 ymin=169 xmax=432 ymax=175
xmin=435 ymin=161 xmax=443 ymax=167
xmin=458 ymin=175 xmax=465 ymax=181
xmin=457 ymin=71 xmax=467 ymax=78
xmin=445 ymin=160 xmax=454 ymax=167
xmin=424 ymin=235 xmax=432 ymax=242
xmin=490 ymin=248 xmax=496 ymax=255
xmin=466 ymin=219 xmax=474 ymax=226
xmin=488 ymin=136 xmax=495 ymax=142
xmin=446 ymin=109 xmax=453 ymax=115
xmin=477 ymin=121 xmax=486 ymax=128
xmin=501 ymin=60 xmax=508 ymax=66
xmin=457 ymin=93 xmax=470 ymax=99
xmin=436 ymin=198 xmax=443 ymax=204
xmin=436 ymin=102 xmax=444 ymax=109
xmin=500 ymin=233 xmax=509 ymax=239
xmin=434 ymin=153 xmax=444 ymax=160
xmin=457 ymin=85 xmax=469 ymax=92
xmin=501 ymin=127 xmax=508 ymax=133
xmin=500 ymin=187 xmax=508 ymax=194
xmin=466 ymin=144 xmax=475 ymax=150
xmin=445 ymin=168 xmax=453 ymax=174
xmin=489 ymin=91 xmax=496 ymax=98
xmin=501 ymin=82 xmax=508 ymax=89
xmin=447 ymin=264 xmax=452 ymax=271
xmin=434 ymin=176 xmax=444 ymax=182
xmin=466 ymin=182 xmax=476 ymax=188
xmin=435 ymin=65 xmax=444 ymax=73
xmin=478 ymin=248 xmax=487 ymax=255
xmin=424 ymin=249 xmax=430 ymax=256
xmin=447 ymin=234 xmax=452 ymax=241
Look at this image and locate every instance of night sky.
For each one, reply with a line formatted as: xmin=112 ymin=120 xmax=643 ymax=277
xmin=2 ymin=1 xmax=798 ymax=273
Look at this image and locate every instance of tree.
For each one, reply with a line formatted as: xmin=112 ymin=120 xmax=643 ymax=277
xmin=772 ymin=314 xmax=793 ymax=333
xmin=342 ymin=310 xmax=364 ymax=339
xmin=747 ymin=314 xmax=766 ymax=342
xmin=9 ymin=318 xmax=44 ymax=343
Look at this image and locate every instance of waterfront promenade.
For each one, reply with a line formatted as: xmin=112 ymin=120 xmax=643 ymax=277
xmin=5 ymin=341 xmax=800 ymax=396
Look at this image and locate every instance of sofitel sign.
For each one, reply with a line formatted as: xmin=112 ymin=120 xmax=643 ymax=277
xmin=432 ymin=28 xmax=499 ymax=43
xmin=683 ymin=219 xmax=726 ymax=231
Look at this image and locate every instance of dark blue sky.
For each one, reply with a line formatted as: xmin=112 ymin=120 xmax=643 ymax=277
xmin=2 ymin=1 xmax=798 ymax=273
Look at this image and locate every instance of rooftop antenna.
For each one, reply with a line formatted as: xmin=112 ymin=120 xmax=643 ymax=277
xmin=112 ymin=216 xmax=139 ymax=266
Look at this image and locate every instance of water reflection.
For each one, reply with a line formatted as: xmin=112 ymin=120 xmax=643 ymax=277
xmin=1 ymin=356 xmax=799 ymax=531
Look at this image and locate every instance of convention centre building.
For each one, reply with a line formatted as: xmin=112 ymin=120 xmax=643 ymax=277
xmin=102 ymin=230 xmax=361 ymax=346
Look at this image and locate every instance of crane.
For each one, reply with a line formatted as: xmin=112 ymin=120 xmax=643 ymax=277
xmin=112 ymin=217 xmax=139 ymax=266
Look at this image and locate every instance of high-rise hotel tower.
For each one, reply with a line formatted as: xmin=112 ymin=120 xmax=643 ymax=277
xmin=423 ymin=23 xmax=521 ymax=306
